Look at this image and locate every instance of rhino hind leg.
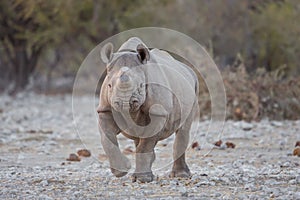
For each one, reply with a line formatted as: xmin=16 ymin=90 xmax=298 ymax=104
xmin=170 ymin=131 xmax=191 ymax=178
xmin=170 ymin=113 xmax=194 ymax=178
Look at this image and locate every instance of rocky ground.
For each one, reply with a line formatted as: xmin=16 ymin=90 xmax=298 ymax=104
xmin=0 ymin=93 xmax=299 ymax=199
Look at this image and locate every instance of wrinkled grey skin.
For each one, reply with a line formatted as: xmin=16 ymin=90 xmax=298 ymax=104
xmin=97 ymin=37 xmax=199 ymax=182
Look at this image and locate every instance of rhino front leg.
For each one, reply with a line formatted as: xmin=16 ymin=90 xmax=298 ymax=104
xmin=132 ymin=136 xmax=158 ymax=183
xmin=170 ymin=125 xmax=191 ymax=178
xmin=99 ymin=112 xmax=131 ymax=177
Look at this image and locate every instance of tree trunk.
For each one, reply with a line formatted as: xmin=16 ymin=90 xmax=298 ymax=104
xmin=10 ymin=40 xmax=41 ymax=94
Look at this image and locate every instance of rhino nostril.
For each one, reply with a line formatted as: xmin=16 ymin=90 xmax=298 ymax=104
xmin=130 ymin=99 xmax=139 ymax=108
xmin=114 ymin=101 xmax=121 ymax=108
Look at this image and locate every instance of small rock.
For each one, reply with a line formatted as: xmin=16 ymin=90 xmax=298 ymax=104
xmin=214 ymin=140 xmax=222 ymax=147
xmin=289 ymin=179 xmax=296 ymax=184
xmin=219 ymin=142 xmax=227 ymax=150
xmin=161 ymin=196 xmax=173 ymax=200
xmin=25 ymin=190 xmax=33 ymax=194
xmin=181 ymin=192 xmax=188 ymax=197
xmin=226 ymin=141 xmax=236 ymax=149
xmin=77 ymin=149 xmax=91 ymax=157
xmin=269 ymin=188 xmax=280 ymax=197
xmin=294 ymin=192 xmax=300 ymax=199
xmin=199 ymin=173 xmax=208 ymax=176
xmin=266 ymin=179 xmax=279 ymax=186
xmin=296 ymin=175 xmax=300 ymax=184
xmin=38 ymin=194 xmax=53 ymax=200
xmin=244 ymin=183 xmax=255 ymax=191
xmin=220 ymin=177 xmax=230 ymax=184
xmin=293 ymin=147 xmax=300 ymax=157
xmin=179 ymin=187 xmax=188 ymax=197
xmin=170 ymin=180 xmax=178 ymax=186
xmin=271 ymin=121 xmax=283 ymax=127
xmin=240 ymin=121 xmax=253 ymax=131
xmin=66 ymin=153 xmax=80 ymax=162
xmin=232 ymin=160 xmax=243 ymax=168
xmin=159 ymin=179 xmax=168 ymax=186
xmin=242 ymin=176 xmax=249 ymax=183
xmin=47 ymin=140 xmax=57 ymax=146
xmin=279 ymin=140 xmax=286 ymax=146
xmin=237 ymin=194 xmax=248 ymax=199
xmin=191 ymin=141 xmax=200 ymax=150
xmin=40 ymin=179 xmax=49 ymax=187
xmin=28 ymin=129 xmax=37 ymax=133
xmin=249 ymin=194 xmax=260 ymax=199
xmin=40 ymin=129 xmax=53 ymax=134
xmin=233 ymin=121 xmax=253 ymax=131
xmin=195 ymin=181 xmax=211 ymax=186
xmin=281 ymin=162 xmax=291 ymax=167
xmin=214 ymin=193 xmax=222 ymax=198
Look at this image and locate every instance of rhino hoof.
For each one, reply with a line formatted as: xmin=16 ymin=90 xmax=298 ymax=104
xmin=111 ymin=168 xmax=128 ymax=177
xmin=169 ymin=169 xmax=191 ymax=178
xmin=132 ymin=172 xmax=154 ymax=183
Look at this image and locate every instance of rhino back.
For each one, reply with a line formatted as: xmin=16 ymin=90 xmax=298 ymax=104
xmin=142 ymin=48 xmax=198 ymax=129
xmin=150 ymin=48 xmax=198 ymax=90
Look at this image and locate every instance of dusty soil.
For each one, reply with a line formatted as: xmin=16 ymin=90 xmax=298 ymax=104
xmin=0 ymin=93 xmax=299 ymax=199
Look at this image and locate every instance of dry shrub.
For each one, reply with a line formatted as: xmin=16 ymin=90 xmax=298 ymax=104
xmin=198 ymin=59 xmax=300 ymax=121
xmin=225 ymin=64 xmax=300 ymax=121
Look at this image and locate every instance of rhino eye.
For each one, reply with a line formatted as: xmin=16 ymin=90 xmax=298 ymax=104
xmin=108 ymin=84 xmax=112 ymax=88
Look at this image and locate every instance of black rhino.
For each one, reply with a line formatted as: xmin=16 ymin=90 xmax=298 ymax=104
xmin=97 ymin=37 xmax=199 ymax=182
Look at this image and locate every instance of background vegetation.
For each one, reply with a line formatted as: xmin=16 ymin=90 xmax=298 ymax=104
xmin=0 ymin=0 xmax=299 ymax=120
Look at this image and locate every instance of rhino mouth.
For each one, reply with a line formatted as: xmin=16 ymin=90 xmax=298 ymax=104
xmin=112 ymin=96 xmax=142 ymax=113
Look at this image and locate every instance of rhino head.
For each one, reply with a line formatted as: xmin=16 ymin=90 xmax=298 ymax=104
xmin=101 ymin=41 xmax=150 ymax=113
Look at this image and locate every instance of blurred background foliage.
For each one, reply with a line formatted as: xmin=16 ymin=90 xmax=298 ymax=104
xmin=0 ymin=0 xmax=299 ymax=119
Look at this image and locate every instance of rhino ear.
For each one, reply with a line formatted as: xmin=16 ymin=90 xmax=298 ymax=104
xmin=137 ymin=43 xmax=150 ymax=64
xmin=101 ymin=42 xmax=114 ymax=64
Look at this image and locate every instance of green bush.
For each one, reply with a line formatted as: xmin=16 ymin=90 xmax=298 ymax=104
xmin=247 ymin=1 xmax=300 ymax=75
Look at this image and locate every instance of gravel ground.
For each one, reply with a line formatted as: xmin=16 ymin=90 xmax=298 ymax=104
xmin=0 ymin=93 xmax=299 ymax=199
